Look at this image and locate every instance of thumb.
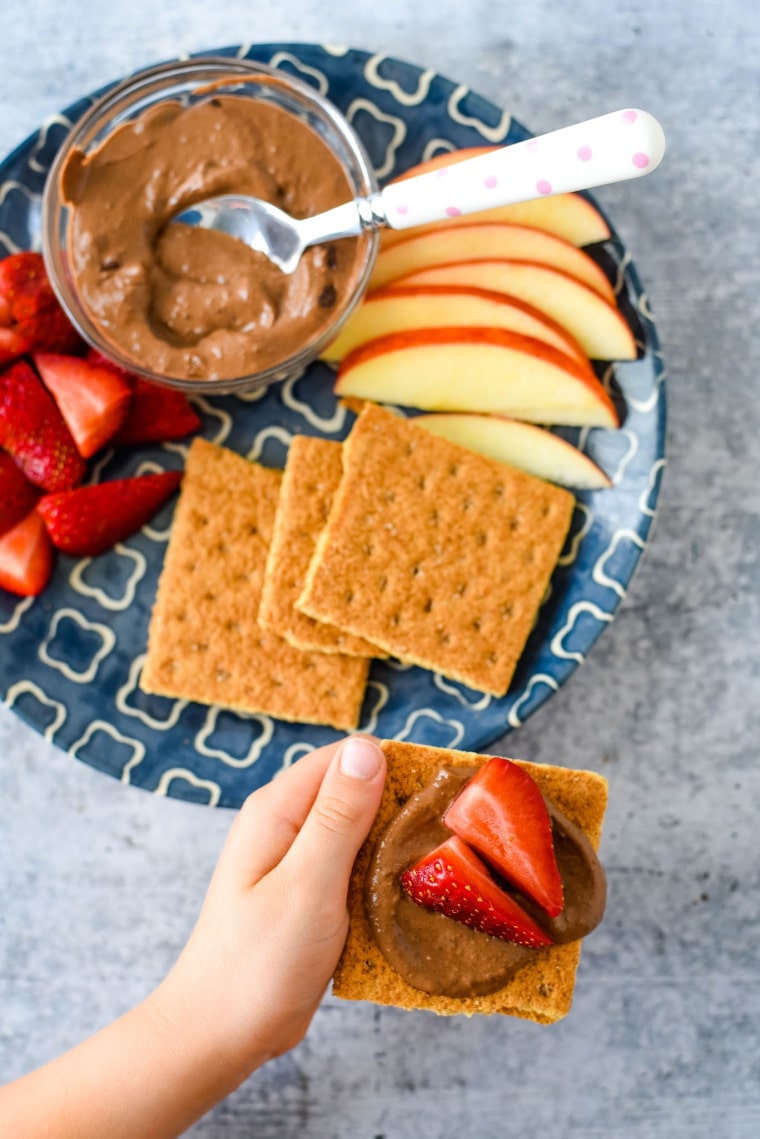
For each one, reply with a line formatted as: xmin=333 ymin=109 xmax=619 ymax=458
xmin=282 ymin=736 xmax=386 ymax=896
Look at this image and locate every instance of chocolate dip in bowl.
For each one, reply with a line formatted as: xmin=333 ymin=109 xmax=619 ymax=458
xmin=41 ymin=58 xmax=379 ymax=393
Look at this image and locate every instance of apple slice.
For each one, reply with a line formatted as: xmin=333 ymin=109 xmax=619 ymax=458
xmin=414 ymin=413 xmax=612 ymax=489
xmin=335 ymin=328 xmax=620 ymax=428
xmin=401 ymin=260 xmax=636 ymax=361
xmin=322 ymin=284 xmax=590 ymax=367
xmin=391 ymin=146 xmax=494 ymax=179
xmin=383 ymin=149 xmax=610 ymax=247
xmin=371 ymin=222 xmax=615 ymax=301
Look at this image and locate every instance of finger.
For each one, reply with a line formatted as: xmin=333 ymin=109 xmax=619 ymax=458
xmin=215 ymin=742 xmax=340 ymax=889
xmin=214 ymin=738 xmax=378 ymax=890
xmin=280 ymin=737 xmax=386 ymax=899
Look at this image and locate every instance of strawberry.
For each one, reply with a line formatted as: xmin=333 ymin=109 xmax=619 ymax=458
xmin=401 ymin=835 xmax=552 ymax=948
xmin=85 ymin=348 xmax=135 ymax=386
xmin=0 ymin=252 xmax=80 ymax=364
xmin=443 ymin=757 xmax=564 ymax=918
xmin=111 ymin=377 xmax=202 ymax=446
xmin=0 ymin=361 xmax=86 ymax=491
xmin=37 ymin=471 xmax=182 ymax=557
xmin=34 ymin=352 xmax=132 ymax=459
xmin=0 ymin=510 xmax=54 ymax=596
xmin=0 ymin=324 xmax=33 ymax=365
xmin=0 ymin=253 xmax=44 ymax=321
xmin=84 ymin=349 xmax=202 ymax=446
xmin=0 ymin=450 xmax=39 ymax=537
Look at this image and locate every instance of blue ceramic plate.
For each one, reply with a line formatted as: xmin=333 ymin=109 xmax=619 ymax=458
xmin=0 ymin=44 xmax=665 ymax=808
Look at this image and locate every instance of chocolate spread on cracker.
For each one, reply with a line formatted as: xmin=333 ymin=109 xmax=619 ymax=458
xmin=365 ymin=766 xmax=606 ymax=997
xmin=61 ymin=95 xmax=364 ymax=381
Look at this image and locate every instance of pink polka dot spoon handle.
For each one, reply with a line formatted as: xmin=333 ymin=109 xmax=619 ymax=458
xmin=380 ymin=108 xmax=666 ymax=231
xmin=175 ymin=109 xmax=663 ymax=273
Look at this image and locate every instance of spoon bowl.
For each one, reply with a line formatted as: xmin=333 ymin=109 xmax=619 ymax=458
xmin=174 ymin=196 xmax=372 ymax=275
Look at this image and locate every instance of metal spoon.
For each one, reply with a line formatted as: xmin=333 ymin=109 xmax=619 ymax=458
xmin=172 ymin=109 xmax=665 ymax=274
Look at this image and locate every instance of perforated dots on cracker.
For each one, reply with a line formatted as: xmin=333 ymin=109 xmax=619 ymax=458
xmin=298 ymin=404 xmax=575 ymax=696
xmin=259 ymin=435 xmax=385 ymax=658
xmin=141 ymin=438 xmax=369 ymax=731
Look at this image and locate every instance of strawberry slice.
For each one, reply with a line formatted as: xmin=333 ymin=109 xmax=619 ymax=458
xmin=37 ymin=471 xmax=182 ymax=557
xmin=83 ymin=349 xmax=202 ymax=446
xmin=0 ymin=450 xmax=39 ymax=537
xmin=401 ymin=835 xmax=552 ymax=948
xmin=443 ymin=757 xmax=564 ymax=918
xmin=0 ymin=510 xmax=54 ymax=596
xmin=0 ymin=252 xmax=80 ymax=363
xmin=33 ymin=352 xmax=132 ymax=459
xmin=0 ymin=361 xmax=86 ymax=491
xmin=112 ymin=377 xmax=202 ymax=446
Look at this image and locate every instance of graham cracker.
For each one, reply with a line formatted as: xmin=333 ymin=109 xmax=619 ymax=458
xmin=332 ymin=740 xmax=608 ymax=1021
xmin=258 ymin=435 xmax=384 ymax=658
xmin=140 ymin=438 xmax=369 ymax=731
xmin=297 ymin=404 xmax=575 ymax=696
xmin=338 ymin=395 xmax=367 ymax=416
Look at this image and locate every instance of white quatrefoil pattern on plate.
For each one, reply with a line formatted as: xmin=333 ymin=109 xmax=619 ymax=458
xmin=0 ymin=43 xmax=665 ymax=808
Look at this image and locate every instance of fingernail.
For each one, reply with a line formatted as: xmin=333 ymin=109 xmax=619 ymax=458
xmin=339 ymin=738 xmax=383 ymax=781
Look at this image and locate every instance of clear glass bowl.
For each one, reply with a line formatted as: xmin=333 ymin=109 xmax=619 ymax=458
xmin=41 ymin=57 xmax=379 ymax=393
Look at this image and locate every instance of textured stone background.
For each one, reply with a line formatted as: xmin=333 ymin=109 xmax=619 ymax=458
xmin=1 ymin=2 xmax=758 ymax=1136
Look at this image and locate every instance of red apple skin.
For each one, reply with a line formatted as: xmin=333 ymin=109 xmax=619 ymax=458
xmin=372 ymin=222 xmax=616 ymax=301
xmin=400 ymin=259 xmax=637 ymax=361
xmin=337 ymin=326 xmax=620 ymax=428
xmin=357 ymin=283 xmax=592 ymax=369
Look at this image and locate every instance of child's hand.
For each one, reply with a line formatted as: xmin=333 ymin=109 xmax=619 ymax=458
xmin=149 ymin=735 xmax=386 ymax=1079
xmin=0 ymin=736 xmax=385 ymax=1139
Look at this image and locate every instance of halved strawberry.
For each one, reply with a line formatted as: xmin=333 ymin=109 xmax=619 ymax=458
xmin=111 ymin=377 xmax=202 ymax=446
xmin=443 ymin=757 xmax=564 ymax=918
xmin=34 ymin=352 xmax=132 ymax=459
xmin=0 ymin=450 xmax=39 ymax=537
xmin=37 ymin=471 xmax=182 ymax=557
xmin=0 ymin=252 xmax=80 ymax=363
xmin=83 ymin=349 xmax=202 ymax=446
xmin=0 ymin=510 xmax=54 ymax=596
xmin=401 ymin=835 xmax=552 ymax=948
xmin=0 ymin=361 xmax=86 ymax=491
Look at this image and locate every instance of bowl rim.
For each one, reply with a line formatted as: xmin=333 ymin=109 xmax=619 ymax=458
xmin=41 ymin=54 xmax=380 ymax=392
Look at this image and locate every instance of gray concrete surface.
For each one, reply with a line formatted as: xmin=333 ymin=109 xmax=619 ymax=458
xmin=1 ymin=2 xmax=759 ymax=1136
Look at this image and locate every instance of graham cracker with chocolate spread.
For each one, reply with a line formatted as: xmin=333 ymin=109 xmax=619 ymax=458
xmin=258 ymin=435 xmax=384 ymax=658
xmin=332 ymin=740 xmax=608 ymax=1021
xmin=297 ymin=404 xmax=575 ymax=696
xmin=140 ymin=438 xmax=368 ymax=731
